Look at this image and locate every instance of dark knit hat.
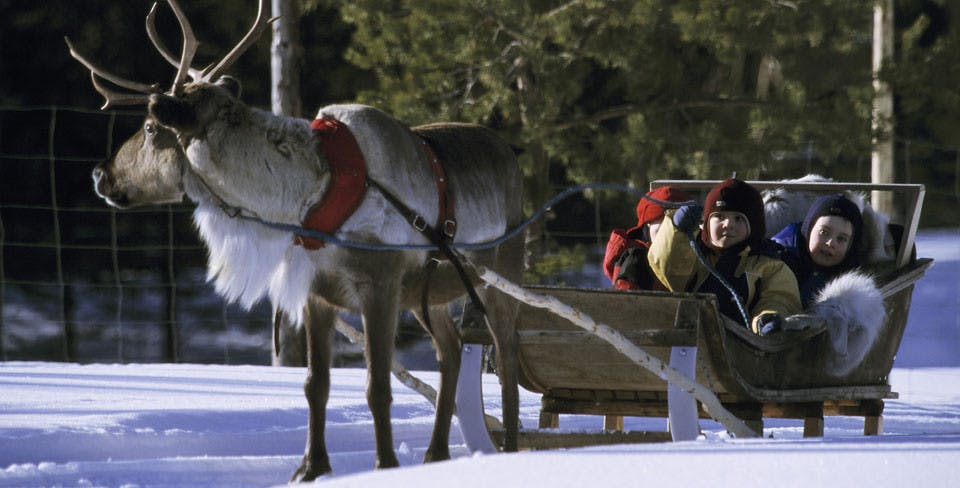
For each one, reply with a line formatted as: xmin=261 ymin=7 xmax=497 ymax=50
xmin=801 ymin=194 xmax=863 ymax=267
xmin=629 ymin=186 xmax=694 ymax=235
xmin=700 ymin=178 xmax=765 ymax=248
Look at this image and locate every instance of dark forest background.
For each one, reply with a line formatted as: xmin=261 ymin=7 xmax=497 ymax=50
xmin=0 ymin=0 xmax=957 ymax=364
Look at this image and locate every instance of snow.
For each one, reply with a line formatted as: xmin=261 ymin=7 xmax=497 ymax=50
xmin=1 ymin=229 xmax=958 ymax=487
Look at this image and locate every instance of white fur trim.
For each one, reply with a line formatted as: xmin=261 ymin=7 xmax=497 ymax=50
xmin=809 ymin=271 xmax=885 ymax=376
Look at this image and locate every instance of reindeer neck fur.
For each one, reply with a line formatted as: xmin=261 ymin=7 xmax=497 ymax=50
xmin=176 ymin=167 xmax=316 ymax=323
xmin=182 ymin=101 xmax=327 ymax=224
xmin=173 ymin=100 xmax=352 ymax=322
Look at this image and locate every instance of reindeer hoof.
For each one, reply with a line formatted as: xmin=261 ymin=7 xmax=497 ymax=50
xmin=375 ymin=454 xmax=400 ymax=469
xmin=290 ymin=458 xmax=331 ymax=483
xmin=423 ymin=448 xmax=451 ymax=463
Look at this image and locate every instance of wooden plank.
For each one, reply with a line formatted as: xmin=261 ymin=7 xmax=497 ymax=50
xmin=897 ymin=185 xmax=924 ymax=269
xmin=731 ymin=382 xmax=893 ymax=403
xmin=803 ymin=416 xmax=825 ymax=437
xmin=542 ymin=396 xmax=674 ymax=418
xmin=823 ymin=399 xmax=885 ymax=417
xmin=864 ymin=416 xmax=883 ymax=435
xmin=603 ymin=415 xmax=624 ymax=432
xmin=538 ymin=412 xmax=559 ymax=429
xmin=878 ymin=258 xmax=932 ymax=298
xmin=490 ymin=429 xmax=673 ymax=450
xmin=763 ymin=402 xmax=826 ymax=419
xmin=517 ymin=329 xmax=697 ymax=347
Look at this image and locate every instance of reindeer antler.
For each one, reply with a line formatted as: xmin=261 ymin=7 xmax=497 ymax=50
xmin=64 ymin=37 xmax=161 ymax=109
xmin=145 ymin=2 xmax=204 ymax=82
xmin=200 ymin=0 xmax=274 ymax=82
xmin=67 ymin=0 xmax=273 ymax=108
xmin=160 ymin=0 xmax=200 ymax=96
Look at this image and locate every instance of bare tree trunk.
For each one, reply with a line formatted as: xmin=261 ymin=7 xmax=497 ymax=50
xmin=271 ymin=0 xmax=303 ymax=118
xmin=871 ymin=0 xmax=897 ymax=221
xmin=271 ymin=0 xmax=306 ymax=365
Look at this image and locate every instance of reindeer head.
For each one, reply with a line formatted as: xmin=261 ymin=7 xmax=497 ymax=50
xmin=69 ymin=0 xmax=273 ymax=207
xmin=92 ymin=117 xmax=187 ymax=208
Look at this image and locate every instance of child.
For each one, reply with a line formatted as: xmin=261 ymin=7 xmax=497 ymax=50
xmin=602 ymin=186 xmax=693 ymax=290
xmin=648 ymin=177 xmax=801 ymax=334
xmin=772 ymin=194 xmax=863 ymax=307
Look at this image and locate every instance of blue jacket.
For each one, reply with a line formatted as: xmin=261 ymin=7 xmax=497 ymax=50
xmin=772 ymin=222 xmax=858 ymax=308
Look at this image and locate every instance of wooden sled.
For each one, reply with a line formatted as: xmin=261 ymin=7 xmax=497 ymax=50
xmin=454 ymin=180 xmax=931 ymax=451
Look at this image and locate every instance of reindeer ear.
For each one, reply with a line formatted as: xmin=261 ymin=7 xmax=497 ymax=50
xmin=148 ymin=93 xmax=198 ymax=133
xmin=215 ymin=76 xmax=242 ymax=99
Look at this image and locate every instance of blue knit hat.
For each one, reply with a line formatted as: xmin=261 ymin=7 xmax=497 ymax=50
xmin=801 ymin=194 xmax=863 ymax=268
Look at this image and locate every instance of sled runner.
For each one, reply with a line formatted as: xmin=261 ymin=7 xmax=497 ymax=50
xmin=455 ymin=180 xmax=931 ymax=450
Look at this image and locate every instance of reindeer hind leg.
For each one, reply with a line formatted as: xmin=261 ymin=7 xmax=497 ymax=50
xmin=361 ymin=288 xmax=401 ymax=469
xmin=483 ymin=233 xmax=524 ymax=452
xmin=413 ymin=304 xmax=460 ymax=463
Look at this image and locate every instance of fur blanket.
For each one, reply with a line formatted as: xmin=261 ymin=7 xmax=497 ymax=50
xmin=808 ymin=271 xmax=886 ymax=376
xmin=763 ymin=175 xmax=892 ymax=376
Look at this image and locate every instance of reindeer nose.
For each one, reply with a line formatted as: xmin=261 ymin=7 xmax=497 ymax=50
xmin=92 ymin=166 xmax=104 ymax=182
xmin=92 ymin=164 xmax=113 ymax=194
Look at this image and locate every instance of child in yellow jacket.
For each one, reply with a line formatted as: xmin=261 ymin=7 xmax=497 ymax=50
xmin=648 ymin=177 xmax=801 ymax=334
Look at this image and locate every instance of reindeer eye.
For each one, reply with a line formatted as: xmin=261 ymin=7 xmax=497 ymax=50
xmin=144 ymin=121 xmax=157 ymax=135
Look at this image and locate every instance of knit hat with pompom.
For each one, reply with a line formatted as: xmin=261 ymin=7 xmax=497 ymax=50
xmin=700 ymin=177 xmax=765 ymax=249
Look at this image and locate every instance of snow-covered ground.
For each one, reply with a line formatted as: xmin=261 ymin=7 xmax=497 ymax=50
xmin=1 ymin=229 xmax=958 ymax=487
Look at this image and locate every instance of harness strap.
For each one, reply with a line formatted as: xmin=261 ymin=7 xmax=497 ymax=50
xmin=368 ymin=178 xmax=488 ymax=329
xmin=296 ymin=117 xmax=369 ymax=250
xmin=420 ymin=138 xmax=457 ymax=241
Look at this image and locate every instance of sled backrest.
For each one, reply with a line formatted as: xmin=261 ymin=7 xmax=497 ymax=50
xmin=650 ymin=180 xmax=925 ymax=270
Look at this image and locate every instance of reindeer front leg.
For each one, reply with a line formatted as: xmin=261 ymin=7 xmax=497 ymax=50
xmin=292 ymin=299 xmax=336 ymax=482
xmin=361 ymin=287 xmax=401 ymax=469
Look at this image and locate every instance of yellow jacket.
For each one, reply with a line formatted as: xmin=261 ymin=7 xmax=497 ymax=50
xmin=648 ymin=209 xmax=802 ymax=333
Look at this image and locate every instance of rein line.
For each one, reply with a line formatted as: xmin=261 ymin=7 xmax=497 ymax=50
xmin=225 ymin=182 xmax=661 ymax=252
xmin=209 ymin=178 xmax=753 ymax=328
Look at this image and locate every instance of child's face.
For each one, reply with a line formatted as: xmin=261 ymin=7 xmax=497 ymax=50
xmin=807 ymin=215 xmax=853 ymax=267
xmin=706 ymin=211 xmax=749 ymax=249
xmin=647 ymin=217 xmax=664 ymax=243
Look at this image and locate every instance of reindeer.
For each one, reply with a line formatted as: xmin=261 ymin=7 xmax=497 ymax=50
xmin=73 ymin=0 xmax=523 ymax=480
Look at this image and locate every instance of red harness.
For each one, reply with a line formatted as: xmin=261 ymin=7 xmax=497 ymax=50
xmin=295 ymin=117 xmax=455 ymax=250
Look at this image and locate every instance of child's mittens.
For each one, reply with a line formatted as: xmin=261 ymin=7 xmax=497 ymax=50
xmin=672 ymin=204 xmax=703 ymax=237
xmin=756 ymin=312 xmax=784 ymax=336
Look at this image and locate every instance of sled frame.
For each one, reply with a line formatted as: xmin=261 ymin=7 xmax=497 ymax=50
xmin=454 ymin=180 xmax=929 ymax=450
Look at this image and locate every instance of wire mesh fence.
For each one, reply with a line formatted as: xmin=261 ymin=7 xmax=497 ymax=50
xmin=1 ymin=106 xmax=273 ymax=364
xmin=1 ymin=106 xmax=957 ymax=364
